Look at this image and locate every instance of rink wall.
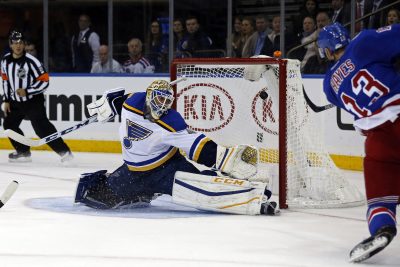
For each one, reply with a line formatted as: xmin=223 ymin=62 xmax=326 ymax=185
xmin=0 ymin=74 xmax=364 ymax=171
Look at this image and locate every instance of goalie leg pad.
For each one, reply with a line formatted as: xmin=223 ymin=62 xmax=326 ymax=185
xmin=172 ymin=171 xmax=268 ymax=215
xmin=75 ymin=168 xmax=160 ymax=209
xmin=75 ymin=170 xmax=108 ymax=203
xmin=75 ymin=170 xmax=129 ymax=209
xmin=216 ymin=145 xmax=258 ymax=179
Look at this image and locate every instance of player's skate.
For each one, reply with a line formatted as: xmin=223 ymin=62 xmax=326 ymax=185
xmin=260 ymin=188 xmax=280 ymax=215
xmin=60 ymin=151 xmax=74 ymax=164
xmin=260 ymin=201 xmax=280 ymax=215
xmin=8 ymin=151 xmax=32 ymax=163
xmin=349 ymin=226 xmax=396 ymax=263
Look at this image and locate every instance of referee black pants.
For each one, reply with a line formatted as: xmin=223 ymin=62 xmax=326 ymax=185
xmin=3 ymin=94 xmax=70 ymax=155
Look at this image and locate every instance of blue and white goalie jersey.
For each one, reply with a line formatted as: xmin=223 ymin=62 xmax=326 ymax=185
xmin=119 ymin=92 xmax=213 ymax=171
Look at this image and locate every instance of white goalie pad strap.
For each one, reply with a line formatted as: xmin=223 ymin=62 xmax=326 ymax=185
xmin=172 ymin=171 xmax=266 ymax=215
xmin=215 ymin=145 xmax=258 ymax=179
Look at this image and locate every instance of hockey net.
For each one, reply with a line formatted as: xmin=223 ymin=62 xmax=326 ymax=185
xmin=171 ymin=58 xmax=364 ymax=209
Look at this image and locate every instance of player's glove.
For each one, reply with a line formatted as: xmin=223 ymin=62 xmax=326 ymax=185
xmin=243 ymin=55 xmax=270 ymax=82
xmin=87 ymin=87 xmax=125 ymax=123
xmin=215 ymin=144 xmax=258 ymax=179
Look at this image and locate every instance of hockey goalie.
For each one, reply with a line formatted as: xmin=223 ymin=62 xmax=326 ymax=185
xmin=74 ymin=80 xmax=279 ymax=216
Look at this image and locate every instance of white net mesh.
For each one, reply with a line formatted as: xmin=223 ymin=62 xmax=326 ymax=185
xmin=173 ymin=58 xmax=365 ymax=208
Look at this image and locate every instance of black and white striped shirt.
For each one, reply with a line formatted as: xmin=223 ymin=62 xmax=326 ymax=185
xmin=1 ymin=52 xmax=49 ymax=102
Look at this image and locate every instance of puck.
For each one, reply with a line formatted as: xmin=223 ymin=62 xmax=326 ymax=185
xmin=260 ymin=90 xmax=268 ymax=100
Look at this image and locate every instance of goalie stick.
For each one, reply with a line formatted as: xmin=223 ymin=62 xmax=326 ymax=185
xmin=0 ymin=181 xmax=19 ymax=208
xmin=4 ymin=115 xmax=99 ymax=147
xmin=4 ymin=77 xmax=188 ymax=147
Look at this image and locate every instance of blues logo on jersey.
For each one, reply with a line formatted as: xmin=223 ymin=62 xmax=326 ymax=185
xmin=123 ymin=119 xmax=153 ymax=149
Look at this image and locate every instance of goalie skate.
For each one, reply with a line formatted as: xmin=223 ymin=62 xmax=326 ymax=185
xmin=349 ymin=226 xmax=396 ymax=263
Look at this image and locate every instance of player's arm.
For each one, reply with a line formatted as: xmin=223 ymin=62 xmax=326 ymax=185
xmin=25 ymin=58 xmax=49 ymax=95
xmin=165 ymin=126 xmax=258 ymax=180
xmin=1 ymin=61 xmax=11 ymax=115
xmin=355 ymin=24 xmax=400 ymax=63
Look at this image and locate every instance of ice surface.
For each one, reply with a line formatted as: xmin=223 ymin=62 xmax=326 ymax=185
xmin=0 ymin=150 xmax=398 ymax=267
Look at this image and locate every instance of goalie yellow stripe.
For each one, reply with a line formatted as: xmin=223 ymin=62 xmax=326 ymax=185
xmin=192 ymin=137 xmax=211 ymax=162
xmin=123 ymin=102 xmax=143 ymax=115
xmin=156 ymin=120 xmax=175 ymax=132
xmin=126 ymin=147 xmax=178 ymax=171
xmin=220 ymin=148 xmax=235 ymax=172
xmin=219 ymin=197 xmax=260 ymax=209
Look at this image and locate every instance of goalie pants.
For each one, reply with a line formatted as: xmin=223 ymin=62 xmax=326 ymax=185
xmin=2 ymin=94 xmax=70 ymax=155
xmin=106 ymin=152 xmax=202 ymax=201
xmin=363 ymin=117 xmax=400 ymax=235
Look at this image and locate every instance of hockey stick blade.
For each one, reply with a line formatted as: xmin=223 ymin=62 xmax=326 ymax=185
xmin=4 ymin=115 xmax=98 ymax=147
xmin=302 ymin=87 xmax=335 ymax=113
xmin=0 ymin=181 xmax=19 ymax=208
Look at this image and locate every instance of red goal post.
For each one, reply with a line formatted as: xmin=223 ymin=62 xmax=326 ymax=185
xmin=170 ymin=57 xmax=364 ymax=209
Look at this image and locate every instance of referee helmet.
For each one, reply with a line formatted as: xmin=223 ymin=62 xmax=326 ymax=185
xmin=9 ymin=30 xmax=25 ymax=43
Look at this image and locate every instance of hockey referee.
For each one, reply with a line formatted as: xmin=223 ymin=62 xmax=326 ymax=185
xmin=1 ymin=30 xmax=73 ymax=163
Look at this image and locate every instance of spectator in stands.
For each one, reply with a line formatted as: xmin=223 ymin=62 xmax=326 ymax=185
xmin=386 ymin=8 xmax=400 ymax=25
xmin=229 ymin=16 xmax=244 ymax=57
xmin=316 ymin=11 xmax=332 ymax=31
xmin=302 ymin=11 xmax=332 ymax=74
xmin=261 ymin=15 xmax=295 ymax=57
xmin=145 ymin=20 xmax=168 ymax=73
xmin=239 ymin=16 xmax=255 ymax=58
xmin=91 ymin=45 xmax=122 ymax=73
xmin=123 ymin=38 xmax=154 ymax=74
xmin=177 ymin=16 xmax=212 ymax=57
xmin=24 ymin=40 xmax=38 ymax=58
xmin=330 ymin=0 xmax=350 ymax=24
xmin=369 ymin=0 xmax=392 ymax=29
xmin=242 ymin=14 xmax=271 ymax=58
xmin=296 ymin=16 xmax=317 ymax=71
xmin=292 ymin=0 xmax=320 ymax=36
xmin=71 ymin=14 xmax=100 ymax=73
xmin=302 ymin=43 xmax=329 ymax=74
xmin=173 ymin=18 xmax=186 ymax=52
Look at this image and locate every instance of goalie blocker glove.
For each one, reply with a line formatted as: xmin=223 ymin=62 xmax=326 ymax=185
xmin=87 ymin=87 xmax=126 ymax=123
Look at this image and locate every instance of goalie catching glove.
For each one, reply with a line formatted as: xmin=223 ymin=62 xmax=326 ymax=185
xmin=87 ymin=87 xmax=126 ymax=123
xmin=215 ymin=144 xmax=258 ymax=180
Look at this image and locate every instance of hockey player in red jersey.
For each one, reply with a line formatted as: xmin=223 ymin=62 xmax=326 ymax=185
xmin=317 ymin=23 xmax=400 ymax=263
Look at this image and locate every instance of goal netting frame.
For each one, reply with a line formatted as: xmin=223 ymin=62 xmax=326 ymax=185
xmin=170 ymin=57 xmax=365 ymax=209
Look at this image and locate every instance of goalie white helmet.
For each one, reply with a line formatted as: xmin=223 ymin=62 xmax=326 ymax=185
xmin=145 ymin=80 xmax=175 ymax=121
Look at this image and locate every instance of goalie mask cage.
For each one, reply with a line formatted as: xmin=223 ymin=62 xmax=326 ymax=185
xmin=170 ymin=58 xmax=364 ymax=209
